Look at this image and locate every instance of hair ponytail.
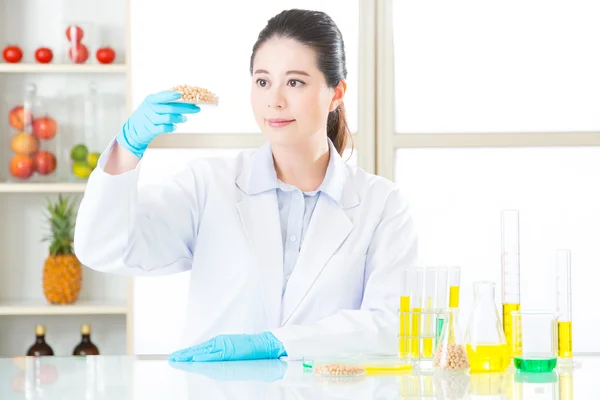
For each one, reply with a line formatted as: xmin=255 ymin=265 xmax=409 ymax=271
xmin=327 ymin=101 xmax=352 ymax=157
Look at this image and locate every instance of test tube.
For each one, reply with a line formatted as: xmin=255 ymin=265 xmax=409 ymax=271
xmin=410 ymin=268 xmax=424 ymax=357
xmin=435 ymin=267 xmax=449 ymax=344
xmin=501 ymin=210 xmax=521 ymax=356
xmin=399 ymin=268 xmax=412 ymax=358
xmin=449 ymin=266 xmax=461 ymax=308
xmin=556 ymin=249 xmax=573 ymax=359
xmin=422 ymin=267 xmax=437 ymax=357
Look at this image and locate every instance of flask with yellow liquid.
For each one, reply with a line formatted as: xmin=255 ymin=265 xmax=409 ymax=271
xmin=464 ymin=281 xmax=511 ymax=373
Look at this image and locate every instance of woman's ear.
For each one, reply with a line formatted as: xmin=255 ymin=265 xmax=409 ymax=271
xmin=329 ymin=80 xmax=347 ymax=112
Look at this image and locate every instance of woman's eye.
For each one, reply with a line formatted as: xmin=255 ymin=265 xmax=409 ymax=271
xmin=288 ymin=79 xmax=304 ymax=87
xmin=256 ymin=79 xmax=268 ymax=87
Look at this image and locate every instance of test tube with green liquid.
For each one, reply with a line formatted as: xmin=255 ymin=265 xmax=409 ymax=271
xmin=556 ymin=249 xmax=573 ymax=359
xmin=501 ymin=210 xmax=521 ymax=356
xmin=435 ymin=267 xmax=449 ymax=346
xmin=410 ymin=268 xmax=424 ymax=357
xmin=399 ymin=267 xmax=412 ymax=357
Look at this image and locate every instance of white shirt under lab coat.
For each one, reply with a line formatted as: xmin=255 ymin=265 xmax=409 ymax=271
xmin=74 ymin=138 xmax=418 ymax=359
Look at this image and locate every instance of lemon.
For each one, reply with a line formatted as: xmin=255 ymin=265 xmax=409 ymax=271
xmin=72 ymin=161 xmax=92 ymax=179
xmin=71 ymin=144 xmax=88 ymax=162
xmin=87 ymin=152 xmax=100 ymax=169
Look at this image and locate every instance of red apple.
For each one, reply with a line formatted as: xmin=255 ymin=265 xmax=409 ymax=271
xmin=9 ymin=154 xmax=35 ymax=179
xmin=32 ymin=117 xmax=57 ymax=140
xmin=34 ymin=151 xmax=57 ymax=175
xmin=8 ymin=106 xmax=33 ymax=130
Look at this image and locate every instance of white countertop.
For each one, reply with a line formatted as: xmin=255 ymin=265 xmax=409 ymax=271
xmin=1 ymin=355 xmax=598 ymax=399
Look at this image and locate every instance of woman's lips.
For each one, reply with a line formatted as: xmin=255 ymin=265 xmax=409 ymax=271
xmin=267 ymin=118 xmax=295 ymax=128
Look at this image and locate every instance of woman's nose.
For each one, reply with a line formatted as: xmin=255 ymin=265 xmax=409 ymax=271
xmin=268 ymin=88 xmax=286 ymax=109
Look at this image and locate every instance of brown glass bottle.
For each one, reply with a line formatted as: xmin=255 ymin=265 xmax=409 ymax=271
xmin=26 ymin=325 xmax=54 ymax=356
xmin=73 ymin=324 xmax=100 ymax=356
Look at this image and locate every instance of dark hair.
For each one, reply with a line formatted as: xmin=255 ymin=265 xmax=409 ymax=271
xmin=250 ymin=9 xmax=352 ymax=157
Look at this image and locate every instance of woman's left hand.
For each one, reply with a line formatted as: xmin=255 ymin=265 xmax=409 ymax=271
xmin=168 ymin=332 xmax=287 ymax=362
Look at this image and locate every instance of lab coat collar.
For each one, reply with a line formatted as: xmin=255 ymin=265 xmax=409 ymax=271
xmin=236 ymin=138 xmax=359 ymax=209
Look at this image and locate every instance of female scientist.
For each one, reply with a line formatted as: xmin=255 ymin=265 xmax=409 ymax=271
xmin=74 ymin=9 xmax=418 ymax=362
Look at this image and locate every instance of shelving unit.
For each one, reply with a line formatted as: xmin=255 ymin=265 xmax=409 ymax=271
xmin=0 ymin=183 xmax=86 ymax=193
xmin=0 ymin=300 xmax=129 ymax=316
xmin=0 ymin=64 xmax=127 ymax=74
xmin=0 ymin=0 xmax=133 ymax=357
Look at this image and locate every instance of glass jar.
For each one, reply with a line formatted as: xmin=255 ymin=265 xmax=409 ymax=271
xmin=5 ymin=84 xmax=62 ymax=182
xmin=64 ymin=82 xmax=106 ymax=181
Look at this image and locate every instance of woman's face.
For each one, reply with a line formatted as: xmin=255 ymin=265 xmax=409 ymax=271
xmin=251 ymin=37 xmax=345 ymax=149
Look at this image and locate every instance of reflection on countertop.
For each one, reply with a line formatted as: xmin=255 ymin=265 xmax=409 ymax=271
xmin=0 ymin=354 xmax=598 ymax=399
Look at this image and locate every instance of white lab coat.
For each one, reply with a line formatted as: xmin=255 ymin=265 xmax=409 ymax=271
xmin=74 ymin=139 xmax=418 ymax=359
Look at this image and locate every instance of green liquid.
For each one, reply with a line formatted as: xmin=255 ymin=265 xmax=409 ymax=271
xmin=514 ymin=357 xmax=557 ymax=373
xmin=435 ymin=318 xmax=445 ymax=347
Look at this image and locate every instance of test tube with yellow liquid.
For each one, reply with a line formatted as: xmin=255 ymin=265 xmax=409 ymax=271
xmin=410 ymin=268 xmax=424 ymax=357
xmin=422 ymin=267 xmax=437 ymax=358
xmin=398 ymin=268 xmax=412 ymax=358
xmin=556 ymin=249 xmax=573 ymax=359
xmin=449 ymin=266 xmax=461 ymax=308
xmin=501 ymin=210 xmax=521 ymax=357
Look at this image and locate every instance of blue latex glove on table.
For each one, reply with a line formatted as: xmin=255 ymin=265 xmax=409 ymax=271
xmin=116 ymin=91 xmax=200 ymax=158
xmin=168 ymin=332 xmax=287 ymax=362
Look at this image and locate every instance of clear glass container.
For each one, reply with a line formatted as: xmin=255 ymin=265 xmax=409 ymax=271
xmin=434 ymin=308 xmax=470 ymax=373
xmin=556 ymin=249 xmax=573 ymax=359
xmin=501 ymin=210 xmax=522 ymax=357
xmin=63 ymin=21 xmax=95 ymax=64
xmin=464 ymin=281 xmax=511 ymax=373
xmin=512 ymin=311 xmax=558 ymax=373
xmin=5 ymin=84 xmax=62 ymax=182
xmin=63 ymin=82 xmax=119 ymax=181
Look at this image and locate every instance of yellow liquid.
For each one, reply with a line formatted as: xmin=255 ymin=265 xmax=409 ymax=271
xmin=449 ymin=285 xmax=460 ymax=308
xmin=423 ymin=298 xmax=433 ymax=357
xmin=411 ymin=307 xmax=421 ymax=357
xmin=503 ymin=303 xmax=521 ymax=356
xmin=559 ymin=372 xmax=573 ymax=400
xmin=467 ymin=344 xmax=511 ymax=372
xmin=558 ymin=321 xmax=573 ymax=358
xmin=399 ymin=296 xmax=410 ymax=357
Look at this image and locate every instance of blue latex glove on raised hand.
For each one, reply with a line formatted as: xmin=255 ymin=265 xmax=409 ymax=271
xmin=168 ymin=332 xmax=287 ymax=362
xmin=116 ymin=91 xmax=200 ymax=158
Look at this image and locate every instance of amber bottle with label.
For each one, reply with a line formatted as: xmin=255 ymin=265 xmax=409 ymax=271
xmin=72 ymin=324 xmax=100 ymax=356
xmin=26 ymin=325 xmax=54 ymax=356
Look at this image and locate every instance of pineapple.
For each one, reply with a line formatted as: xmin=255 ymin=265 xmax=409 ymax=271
xmin=42 ymin=195 xmax=82 ymax=305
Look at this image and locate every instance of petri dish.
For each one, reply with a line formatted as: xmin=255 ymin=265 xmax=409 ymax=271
xmin=362 ymin=356 xmax=413 ymax=375
xmin=313 ymin=357 xmax=366 ymax=377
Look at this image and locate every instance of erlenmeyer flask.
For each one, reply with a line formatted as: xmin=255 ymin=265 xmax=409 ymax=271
xmin=434 ymin=308 xmax=469 ymax=372
xmin=464 ymin=281 xmax=511 ymax=372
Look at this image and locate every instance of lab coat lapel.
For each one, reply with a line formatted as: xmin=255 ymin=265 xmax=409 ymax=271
xmin=281 ymin=196 xmax=354 ymax=325
xmin=235 ymin=144 xmax=283 ymax=330
xmin=236 ymin=192 xmax=283 ymax=330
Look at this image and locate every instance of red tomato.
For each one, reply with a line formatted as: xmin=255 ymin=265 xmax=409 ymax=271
xmin=96 ymin=47 xmax=116 ymax=64
xmin=34 ymin=151 xmax=57 ymax=175
xmin=3 ymin=45 xmax=23 ymax=63
xmin=35 ymin=47 xmax=53 ymax=63
xmin=69 ymin=44 xmax=89 ymax=64
xmin=66 ymin=25 xmax=84 ymax=43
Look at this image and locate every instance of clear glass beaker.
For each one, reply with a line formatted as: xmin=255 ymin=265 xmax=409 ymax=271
xmin=434 ymin=308 xmax=470 ymax=372
xmin=464 ymin=281 xmax=511 ymax=373
xmin=512 ymin=311 xmax=557 ymax=373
